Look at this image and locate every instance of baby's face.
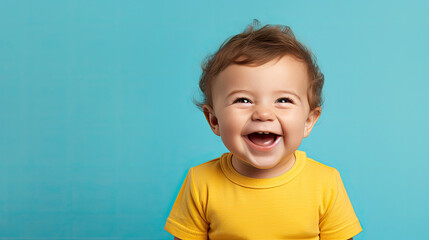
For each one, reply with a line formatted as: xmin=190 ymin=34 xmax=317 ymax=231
xmin=203 ymin=55 xmax=320 ymax=178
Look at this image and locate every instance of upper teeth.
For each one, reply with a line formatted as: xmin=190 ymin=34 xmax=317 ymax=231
xmin=258 ymin=132 xmax=270 ymax=134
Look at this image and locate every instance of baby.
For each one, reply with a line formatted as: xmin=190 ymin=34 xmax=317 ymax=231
xmin=165 ymin=21 xmax=362 ymax=240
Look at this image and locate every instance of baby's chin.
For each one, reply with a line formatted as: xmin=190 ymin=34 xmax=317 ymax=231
xmin=232 ymin=151 xmax=296 ymax=175
xmin=233 ymin=154 xmax=283 ymax=170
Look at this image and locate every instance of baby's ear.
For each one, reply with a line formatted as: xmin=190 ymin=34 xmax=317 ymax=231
xmin=203 ymin=105 xmax=220 ymax=136
xmin=304 ymin=107 xmax=321 ymax=138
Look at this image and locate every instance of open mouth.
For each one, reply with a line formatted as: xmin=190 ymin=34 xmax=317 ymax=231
xmin=247 ymin=132 xmax=280 ymax=146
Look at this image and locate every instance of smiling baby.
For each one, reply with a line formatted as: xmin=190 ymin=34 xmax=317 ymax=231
xmin=165 ymin=21 xmax=362 ymax=240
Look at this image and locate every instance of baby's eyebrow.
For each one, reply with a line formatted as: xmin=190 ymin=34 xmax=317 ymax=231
xmin=273 ymin=90 xmax=301 ymax=101
xmin=226 ymin=90 xmax=252 ymax=98
xmin=226 ymin=89 xmax=301 ymax=101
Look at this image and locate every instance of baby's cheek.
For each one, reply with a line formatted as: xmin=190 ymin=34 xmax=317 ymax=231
xmin=219 ymin=117 xmax=239 ymax=135
xmin=218 ymin=116 xmax=243 ymax=142
xmin=281 ymin=118 xmax=306 ymax=140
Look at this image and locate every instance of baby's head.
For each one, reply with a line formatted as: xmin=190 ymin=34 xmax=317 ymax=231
xmin=194 ymin=21 xmax=325 ymax=177
xmin=194 ymin=21 xmax=324 ymax=114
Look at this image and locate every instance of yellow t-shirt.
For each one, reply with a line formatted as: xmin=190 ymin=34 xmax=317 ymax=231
xmin=165 ymin=150 xmax=362 ymax=240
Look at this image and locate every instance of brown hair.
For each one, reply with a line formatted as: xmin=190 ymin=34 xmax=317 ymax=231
xmin=193 ymin=20 xmax=324 ymax=112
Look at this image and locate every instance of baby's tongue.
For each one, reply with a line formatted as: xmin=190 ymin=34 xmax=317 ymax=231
xmin=248 ymin=133 xmax=276 ymax=146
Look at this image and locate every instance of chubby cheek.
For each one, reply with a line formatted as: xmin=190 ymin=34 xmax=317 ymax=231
xmin=218 ymin=110 xmax=247 ymax=147
xmin=280 ymin=116 xmax=306 ymax=142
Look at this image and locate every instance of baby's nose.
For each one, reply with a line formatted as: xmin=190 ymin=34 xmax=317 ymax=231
xmin=251 ymin=106 xmax=275 ymax=121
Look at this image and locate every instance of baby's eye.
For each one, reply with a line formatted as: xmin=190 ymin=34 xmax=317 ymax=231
xmin=233 ymin=97 xmax=251 ymax=104
xmin=277 ymin=97 xmax=293 ymax=104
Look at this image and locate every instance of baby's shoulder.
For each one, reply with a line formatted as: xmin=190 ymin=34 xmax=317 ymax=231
xmin=302 ymin=155 xmax=340 ymax=180
xmin=188 ymin=155 xmax=225 ymax=183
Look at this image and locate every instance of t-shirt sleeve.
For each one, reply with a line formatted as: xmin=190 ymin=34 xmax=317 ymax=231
xmin=164 ymin=168 xmax=209 ymax=240
xmin=319 ymin=169 xmax=363 ymax=240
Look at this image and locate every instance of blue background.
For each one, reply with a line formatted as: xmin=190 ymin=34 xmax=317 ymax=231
xmin=1 ymin=1 xmax=428 ymax=239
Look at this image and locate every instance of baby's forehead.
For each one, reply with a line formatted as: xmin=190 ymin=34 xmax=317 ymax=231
xmin=212 ymin=56 xmax=310 ymax=95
